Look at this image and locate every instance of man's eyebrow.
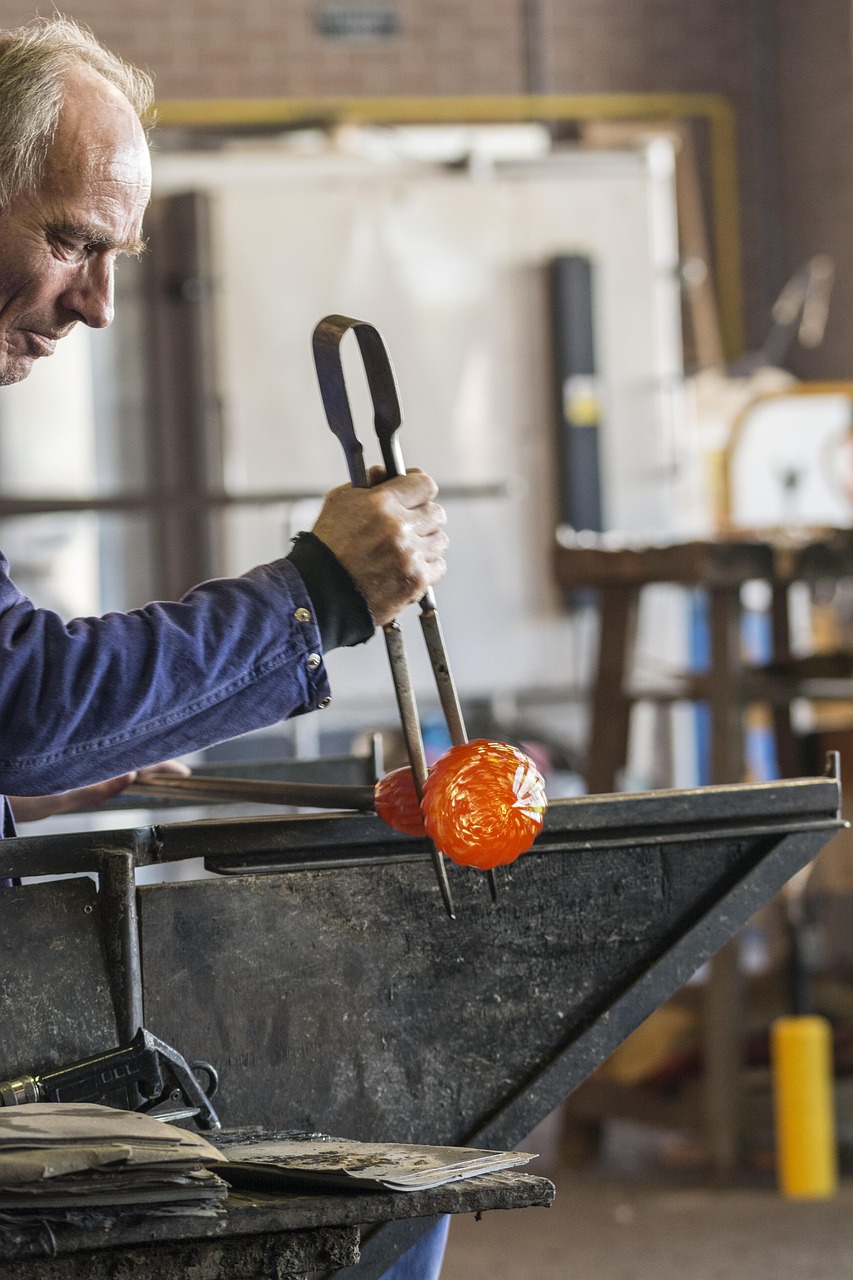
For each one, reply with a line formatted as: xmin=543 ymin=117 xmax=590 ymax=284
xmin=47 ymin=220 xmax=147 ymax=257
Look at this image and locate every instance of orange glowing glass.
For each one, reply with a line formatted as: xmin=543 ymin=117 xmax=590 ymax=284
xmin=374 ymin=765 xmax=427 ymax=836
xmin=421 ymin=739 xmax=547 ymax=869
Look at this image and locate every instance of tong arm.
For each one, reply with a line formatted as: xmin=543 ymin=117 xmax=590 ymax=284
xmin=312 ymin=315 xmax=403 ymax=488
xmin=311 ymin=314 xmax=498 ymax=909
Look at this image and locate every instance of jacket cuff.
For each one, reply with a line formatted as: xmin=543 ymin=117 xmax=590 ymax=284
xmin=287 ymin=532 xmax=375 ymax=651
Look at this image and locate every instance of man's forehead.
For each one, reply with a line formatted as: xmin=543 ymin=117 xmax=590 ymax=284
xmin=37 ymin=69 xmax=152 ymax=250
xmin=48 ymin=64 xmax=151 ymax=189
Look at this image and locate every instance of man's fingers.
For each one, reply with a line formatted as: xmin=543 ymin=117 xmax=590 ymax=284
xmin=375 ymin=468 xmax=440 ymax=509
xmin=422 ymin=552 xmax=447 ymax=588
xmin=406 ymin=503 xmax=448 ymax=538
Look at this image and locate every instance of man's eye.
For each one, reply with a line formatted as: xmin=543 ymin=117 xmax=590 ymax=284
xmin=51 ymin=234 xmax=104 ymax=261
xmin=52 ymin=236 xmax=83 ymax=258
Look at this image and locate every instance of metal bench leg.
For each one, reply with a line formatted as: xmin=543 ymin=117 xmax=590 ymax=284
xmin=708 ymin=585 xmax=746 ymax=787
xmin=770 ymin=583 xmax=803 ymax=778
xmin=585 ymin=585 xmax=640 ymax=794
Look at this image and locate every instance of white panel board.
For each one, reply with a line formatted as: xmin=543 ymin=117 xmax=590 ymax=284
xmin=730 ymin=394 xmax=853 ymax=528
xmin=153 ymin=141 xmax=682 ymax=715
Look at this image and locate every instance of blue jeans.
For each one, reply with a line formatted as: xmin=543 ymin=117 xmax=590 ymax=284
xmin=378 ymin=1216 xmax=450 ymax=1280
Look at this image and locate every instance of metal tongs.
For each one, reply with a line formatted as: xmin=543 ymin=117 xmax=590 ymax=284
xmin=312 ymin=314 xmax=498 ymax=918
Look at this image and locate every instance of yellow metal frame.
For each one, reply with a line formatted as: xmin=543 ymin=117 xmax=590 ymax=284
xmin=720 ymin=380 xmax=853 ymax=529
xmin=154 ymin=93 xmax=744 ymax=360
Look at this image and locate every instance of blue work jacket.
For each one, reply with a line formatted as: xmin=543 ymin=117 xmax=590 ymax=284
xmin=0 ymin=551 xmax=332 ymax=823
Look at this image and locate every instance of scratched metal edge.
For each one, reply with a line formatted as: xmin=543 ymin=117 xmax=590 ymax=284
xmin=0 ymin=775 xmax=841 ymax=879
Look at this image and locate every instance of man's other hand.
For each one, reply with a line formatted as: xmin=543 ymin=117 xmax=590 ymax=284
xmin=8 ymin=760 xmax=191 ymax=823
xmin=310 ymin=468 xmax=448 ymax=625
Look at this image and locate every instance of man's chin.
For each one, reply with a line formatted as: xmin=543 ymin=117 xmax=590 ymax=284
xmin=0 ymin=356 xmax=37 ymax=386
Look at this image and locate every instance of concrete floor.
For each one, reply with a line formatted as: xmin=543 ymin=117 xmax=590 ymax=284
xmin=440 ymin=1124 xmax=853 ymax=1280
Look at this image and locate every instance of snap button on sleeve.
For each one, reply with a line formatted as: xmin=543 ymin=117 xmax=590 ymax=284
xmin=307 ymin=653 xmax=322 ymax=671
xmin=318 ymin=696 xmax=332 ymax=709
xmin=294 ymin=607 xmax=312 ymax=623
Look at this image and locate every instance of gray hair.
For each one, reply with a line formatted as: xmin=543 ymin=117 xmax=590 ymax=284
xmin=0 ymin=15 xmax=155 ymax=210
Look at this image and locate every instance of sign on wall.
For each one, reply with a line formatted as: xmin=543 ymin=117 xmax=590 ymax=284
xmin=315 ymin=5 xmax=400 ymax=39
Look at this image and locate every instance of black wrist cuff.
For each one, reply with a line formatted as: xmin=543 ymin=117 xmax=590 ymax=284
xmin=287 ymin=531 xmax=375 ymax=651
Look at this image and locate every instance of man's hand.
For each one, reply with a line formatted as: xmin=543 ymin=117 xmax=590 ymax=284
xmin=311 ymin=468 xmax=448 ymax=625
xmin=8 ymin=760 xmax=191 ymax=824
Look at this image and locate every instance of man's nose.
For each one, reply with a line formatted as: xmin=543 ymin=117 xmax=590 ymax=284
xmin=59 ymin=257 xmax=115 ymax=329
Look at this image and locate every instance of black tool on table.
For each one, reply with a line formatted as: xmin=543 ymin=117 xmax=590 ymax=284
xmin=0 ymin=1026 xmax=221 ymax=1131
xmin=312 ymin=314 xmax=498 ymax=917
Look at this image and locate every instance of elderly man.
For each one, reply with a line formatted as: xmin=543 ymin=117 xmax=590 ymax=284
xmin=0 ymin=16 xmax=448 ymax=820
xmin=0 ymin=14 xmax=452 ymax=1279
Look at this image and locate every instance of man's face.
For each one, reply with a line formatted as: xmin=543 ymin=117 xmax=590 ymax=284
xmin=0 ymin=64 xmax=152 ymax=385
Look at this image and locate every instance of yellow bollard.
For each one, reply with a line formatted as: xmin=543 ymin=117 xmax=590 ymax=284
xmin=770 ymin=1015 xmax=838 ymax=1199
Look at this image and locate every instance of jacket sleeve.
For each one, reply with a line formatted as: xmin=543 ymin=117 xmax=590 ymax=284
xmin=0 ymin=553 xmax=332 ymax=795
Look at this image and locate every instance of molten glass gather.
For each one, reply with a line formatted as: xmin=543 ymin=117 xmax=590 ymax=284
xmin=374 ymin=764 xmax=427 ymax=836
xmin=422 ymin=739 xmax=547 ymax=869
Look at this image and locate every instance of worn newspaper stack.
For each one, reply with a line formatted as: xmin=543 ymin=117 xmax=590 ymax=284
xmin=0 ymin=1103 xmax=228 ymax=1223
xmin=217 ymin=1133 xmax=537 ymax=1192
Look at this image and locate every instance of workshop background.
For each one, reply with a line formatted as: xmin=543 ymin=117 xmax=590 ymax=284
xmin=3 ymin=0 xmax=853 ymax=1276
xmin=0 ymin=0 xmax=847 ymax=368
xmin=4 ymin=0 xmax=852 ymax=766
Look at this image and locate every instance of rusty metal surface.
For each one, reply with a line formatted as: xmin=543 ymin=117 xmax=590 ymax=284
xmin=137 ymin=787 xmax=840 ymax=1144
xmin=0 ymin=775 xmax=841 ymax=1276
xmin=0 ymin=878 xmax=117 ymax=1077
xmin=0 ymin=777 xmax=840 ymax=1094
xmin=132 ymin=778 xmax=839 ymax=1279
xmin=0 ymin=844 xmax=146 ymax=1080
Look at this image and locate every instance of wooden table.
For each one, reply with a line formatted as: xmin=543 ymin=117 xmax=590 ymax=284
xmin=554 ymin=527 xmax=853 ymax=793
xmin=553 ymin=524 xmax=853 ymax=1175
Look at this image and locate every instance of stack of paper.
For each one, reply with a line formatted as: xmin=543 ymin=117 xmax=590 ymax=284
xmin=217 ymin=1134 xmax=537 ymax=1193
xmin=0 ymin=1103 xmax=228 ymax=1220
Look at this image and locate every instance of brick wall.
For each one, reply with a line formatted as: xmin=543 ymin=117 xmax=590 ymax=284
xmin=544 ymin=0 xmax=779 ymax=363
xmin=0 ymin=0 xmax=525 ymax=97
xmin=1 ymin=0 xmax=850 ymax=372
